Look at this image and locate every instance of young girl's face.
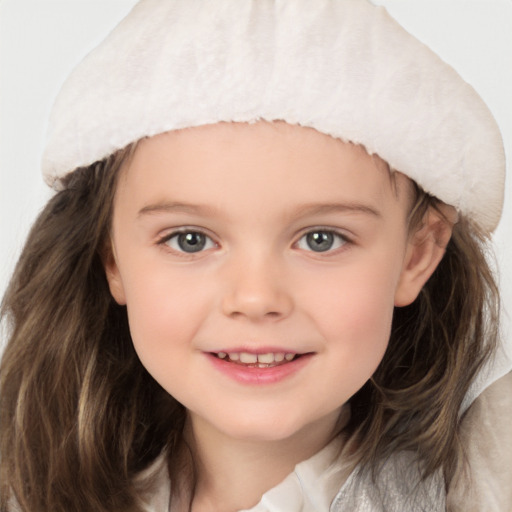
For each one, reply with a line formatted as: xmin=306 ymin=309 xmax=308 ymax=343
xmin=106 ymin=122 xmax=423 ymax=444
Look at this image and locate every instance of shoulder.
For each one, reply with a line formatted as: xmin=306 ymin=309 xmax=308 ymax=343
xmin=134 ymin=453 xmax=171 ymax=512
xmin=331 ymin=372 xmax=512 ymax=512
xmin=447 ymin=371 xmax=512 ymax=512
xmin=331 ymin=450 xmax=445 ymax=512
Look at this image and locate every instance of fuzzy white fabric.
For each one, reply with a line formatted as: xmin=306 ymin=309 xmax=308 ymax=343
xmin=42 ymin=0 xmax=505 ymax=232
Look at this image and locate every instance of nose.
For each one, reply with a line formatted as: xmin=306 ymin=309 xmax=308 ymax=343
xmin=221 ymin=252 xmax=294 ymax=321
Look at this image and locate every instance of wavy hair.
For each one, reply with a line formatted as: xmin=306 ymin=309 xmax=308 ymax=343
xmin=0 ymin=148 xmax=184 ymax=512
xmin=346 ymin=183 xmax=499 ymax=488
xmin=0 ymin=151 xmax=499 ymax=510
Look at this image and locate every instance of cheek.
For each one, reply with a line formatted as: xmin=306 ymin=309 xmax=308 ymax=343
xmin=300 ymin=262 xmax=399 ymax=389
xmin=119 ymin=265 xmax=209 ymax=371
xmin=306 ymin=262 xmax=397 ymax=339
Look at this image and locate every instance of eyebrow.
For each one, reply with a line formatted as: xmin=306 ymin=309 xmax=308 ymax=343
xmin=291 ymin=202 xmax=382 ymax=219
xmin=137 ymin=200 xmax=381 ymax=219
xmin=137 ymin=201 xmax=218 ymax=218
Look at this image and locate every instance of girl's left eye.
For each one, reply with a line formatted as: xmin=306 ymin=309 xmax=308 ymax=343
xmin=162 ymin=231 xmax=216 ymax=253
xmin=296 ymin=230 xmax=348 ymax=253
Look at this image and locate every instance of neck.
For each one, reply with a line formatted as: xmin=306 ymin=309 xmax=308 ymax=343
xmin=180 ymin=407 xmax=348 ymax=512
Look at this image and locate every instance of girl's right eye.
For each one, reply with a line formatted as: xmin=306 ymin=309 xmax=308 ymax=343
xmin=161 ymin=231 xmax=216 ymax=253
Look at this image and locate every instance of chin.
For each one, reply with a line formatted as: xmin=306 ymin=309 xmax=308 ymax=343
xmin=206 ymin=408 xmax=334 ymax=444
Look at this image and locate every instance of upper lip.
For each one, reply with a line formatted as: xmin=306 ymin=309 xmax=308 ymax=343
xmin=207 ymin=347 xmax=303 ymax=355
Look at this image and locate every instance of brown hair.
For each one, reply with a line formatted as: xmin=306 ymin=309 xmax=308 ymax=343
xmin=346 ymin=183 xmax=499 ymax=487
xmin=0 ymin=153 xmax=499 ymax=510
xmin=0 ymin=148 xmax=183 ymax=512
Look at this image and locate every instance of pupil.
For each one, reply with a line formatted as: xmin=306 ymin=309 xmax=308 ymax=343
xmin=307 ymin=231 xmax=334 ymax=252
xmin=178 ymin=232 xmax=206 ymax=253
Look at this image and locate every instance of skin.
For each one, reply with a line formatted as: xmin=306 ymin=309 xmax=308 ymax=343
xmin=105 ymin=121 xmax=451 ymax=511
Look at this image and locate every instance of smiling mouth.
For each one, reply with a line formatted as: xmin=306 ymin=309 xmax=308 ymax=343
xmin=211 ymin=351 xmax=304 ymax=368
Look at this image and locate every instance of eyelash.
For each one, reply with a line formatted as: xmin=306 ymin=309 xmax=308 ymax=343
xmin=156 ymin=227 xmax=352 ymax=256
xmin=295 ymin=229 xmax=351 ymax=254
xmin=157 ymin=229 xmax=217 ymax=255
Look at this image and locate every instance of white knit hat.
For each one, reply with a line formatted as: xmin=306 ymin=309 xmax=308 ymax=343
xmin=42 ymin=0 xmax=506 ymax=232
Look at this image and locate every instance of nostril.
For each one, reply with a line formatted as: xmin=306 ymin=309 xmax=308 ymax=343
xmin=221 ymin=281 xmax=294 ymax=320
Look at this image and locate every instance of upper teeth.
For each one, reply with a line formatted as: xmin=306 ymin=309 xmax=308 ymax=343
xmin=216 ymin=352 xmax=296 ymax=363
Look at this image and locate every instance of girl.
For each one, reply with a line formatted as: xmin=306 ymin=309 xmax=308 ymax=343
xmin=1 ymin=1 xmax=511 ymax=511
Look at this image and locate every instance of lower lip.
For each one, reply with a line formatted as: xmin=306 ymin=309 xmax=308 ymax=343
xmin=206 ymin=353 xmax=313 ymax=385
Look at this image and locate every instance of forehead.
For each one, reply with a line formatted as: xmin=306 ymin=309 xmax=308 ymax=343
xmin=116 ymin=121 xmax=411 ymax=214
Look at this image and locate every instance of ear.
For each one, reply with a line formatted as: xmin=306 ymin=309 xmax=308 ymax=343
xmin=102 ymin=241 xmax=127 ymax=305
xmin=394 ymin=205 xmax=457 ymax=307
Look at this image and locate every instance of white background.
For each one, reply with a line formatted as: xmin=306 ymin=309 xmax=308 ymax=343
xmin=1 ymin=0 xmax=511 ymax=364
